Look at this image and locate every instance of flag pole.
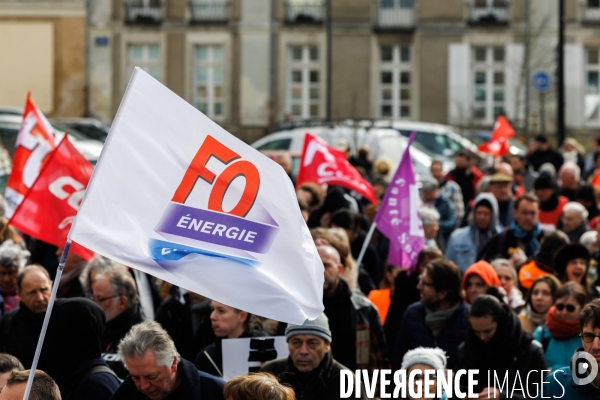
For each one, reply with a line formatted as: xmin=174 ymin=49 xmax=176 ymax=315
xmin=23 ymin=240 xmax=72 ymax=400
xmin=355 ymin=222 xmax=377 ymax=269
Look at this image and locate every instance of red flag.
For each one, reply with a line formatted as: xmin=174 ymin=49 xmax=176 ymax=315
xmin=5 ymin=93 xmax=57 ymax=218
xmin=9 ymin=136 xmax=94 ymax=260
xmin=478 ymin=116 xmax=515 ymax=157
xmin=296 ymin=133 xmax=377 ymax=204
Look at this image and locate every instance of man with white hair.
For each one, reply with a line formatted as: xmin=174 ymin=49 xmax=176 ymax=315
xmin=420 ymin=207 xmax=441 ymax=249
xmin=560 ymin=201 xmax=589 ymax=243
xmin=559 ymin=162 xmax=582 ymax=201
xmin=111 ymin=320 xmax=224 ymax=400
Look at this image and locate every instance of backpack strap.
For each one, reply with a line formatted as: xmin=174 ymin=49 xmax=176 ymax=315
xmin=67 ymin=365 xmax=118 ymax=400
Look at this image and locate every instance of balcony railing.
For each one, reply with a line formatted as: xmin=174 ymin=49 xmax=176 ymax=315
xmin=583 ymin=4 xmax=600 ymax=23
xmin=375 ymin=0 xmax=414 ymax=30
xmin=125 ymin=0 xmax=162 ymax=24
xmin=284 ymin=1 xmax=324 ymax=23
xmin=189 ymin=1 xmax=229 ymax=23
xmin=469 ymin=3 xmax=509 ymax=24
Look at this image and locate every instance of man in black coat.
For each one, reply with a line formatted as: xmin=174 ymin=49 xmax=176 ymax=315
xmin=261 ymin=313 xmax=366 ymax=400
xmin=111 ymin=320 xmax=224 ymax=400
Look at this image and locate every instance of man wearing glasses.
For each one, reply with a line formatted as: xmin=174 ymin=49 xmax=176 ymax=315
xmin=543 ymin=298 xmax=600 ymax=398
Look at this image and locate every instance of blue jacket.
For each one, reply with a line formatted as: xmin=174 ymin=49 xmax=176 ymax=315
xmin=444 ymin=194 xmax=501 ymax=272
xmin=541 ymin=366 xmax=600 ymax=399
xmin=534 ymin=326 xmax=582 ymax=372
xmin=433 ymin=194 xmax=456 ymax=236
xmin=391 ymin=301 xmax=470 ymax=371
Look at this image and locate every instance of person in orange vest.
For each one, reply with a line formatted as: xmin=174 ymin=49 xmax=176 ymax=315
xmin=534 ymin=173 xmax=568 ymax=232
xmin=518 ymin=230 xmax=569 ymax=291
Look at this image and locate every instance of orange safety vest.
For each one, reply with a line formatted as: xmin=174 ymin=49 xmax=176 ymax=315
xmin=368 ymin=288 xmax=391 ymax=324
xmin=518 ymin=260 xmax=551 ymax=290
xmin=538 ymin=196 xmax=569 ymax=227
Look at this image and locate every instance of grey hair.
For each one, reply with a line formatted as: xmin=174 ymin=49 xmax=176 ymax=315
xmin=0 ymin=240 xmax=29 ymax=270
xmin=118 ymin=321 xmax=180 ymax=369
xmin=79 ymin=255 xmax=126 ymax=294
xmin=476 ymin=176 xmax=491 ymax=194
xmin=420 ymin=207 xmax=440 ymax=226
xmin=563 ymin=201 xmax=589 ymax=221
xmin=491 ymin=258 xmax=517 ymax=282
xmin=95 ymin=268 xmax=140 ymax=308
xmin=580 ymin=230 xmax=597 ymax=249
xmin=559 ymin=161 xmax=581 ymax=182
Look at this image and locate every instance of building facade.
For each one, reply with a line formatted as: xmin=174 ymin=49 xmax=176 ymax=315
xmin=83 ymin=0 xmax=600 ymax=142
xmin=0 ymin=0 xmax=86 ymax=116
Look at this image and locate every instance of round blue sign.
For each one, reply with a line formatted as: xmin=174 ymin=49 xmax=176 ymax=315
xmin=532 ymin=71 xmax=552 ymax=92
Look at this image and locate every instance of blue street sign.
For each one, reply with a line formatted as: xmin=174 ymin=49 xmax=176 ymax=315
xmin=532 ymin=71 xmax=552 ymax=92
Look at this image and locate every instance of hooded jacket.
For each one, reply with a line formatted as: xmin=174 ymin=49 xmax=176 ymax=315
xmin=37 ymin=298 xmax=120 ymax=400
xmin=445 ymin=193 xmax=501 ymax=272
xmin=542 ymin=349 xmax=600 ymax=400
xmin=462 ymin=260 xmax=502 ymax=302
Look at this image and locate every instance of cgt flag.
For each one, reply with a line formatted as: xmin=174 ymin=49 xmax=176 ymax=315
xmin=5 ymin=94 xmax=56 ymax=218
xmin=477 ymin=115 xmax=515 ymax=157
xmin=9 ymin=136 xmax=94 ymax=260
xmin=70 ymin=68 xmax=324 ymax=324
xmin=296 ymin=133 xmax=377 ymax=204
xmin=373 ymin=132 xmax=424 ymax=273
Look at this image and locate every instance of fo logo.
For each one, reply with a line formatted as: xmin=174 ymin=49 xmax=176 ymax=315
xmin=571 ymin=351 xmax=599 ymax=385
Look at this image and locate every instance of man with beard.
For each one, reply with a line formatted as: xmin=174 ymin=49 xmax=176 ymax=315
xmin=446 ymin=151 xmax=483 ymax=211
xmin=391 ymin=259 xmax=469 ymax=371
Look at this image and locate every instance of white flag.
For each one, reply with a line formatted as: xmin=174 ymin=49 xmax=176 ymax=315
xmin=71 ymin=68 xmax=324 ymax=324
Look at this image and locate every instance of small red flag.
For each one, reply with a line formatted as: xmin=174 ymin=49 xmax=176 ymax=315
xmin=296 ymin=133 xmax=377 ymax=204
xmin=478 ymin=116 xmax=515 ymax=157
xmin=9 ymin=136 xmax=94 ymax=260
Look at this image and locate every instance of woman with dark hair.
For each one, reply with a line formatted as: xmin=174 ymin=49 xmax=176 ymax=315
xmin=194 ymin=300 xmax=266 ymax=377
xmin=533 ymin=282 xmax=587 ymax=371
xmin=518 ymin=275 xmax=561 ymax=334
xmin=383 ymin=246 xmax=443 ymax=350
xmin=553 ymin=243 xmax=598 ymax=300
xmin=457 ymin=289 xmax=547 ymax=399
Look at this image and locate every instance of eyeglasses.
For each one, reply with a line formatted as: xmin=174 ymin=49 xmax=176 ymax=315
xmin=580 ymin=332 xmax=600 ymax=343
xmin=418 ymin=275 xmax=435 ymax=287
xmin=555 ymin=304 xmax=581 ymax=312
xmin=92 ymin=294 xmax=119 ymax=304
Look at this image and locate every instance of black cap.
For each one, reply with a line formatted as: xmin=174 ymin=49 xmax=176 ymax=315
xmin=535 ymin=134 xmax=548 ymax=143
xmin=534 ymin=174 xmax=554 ymax=190
xmin=553 ymin=243 xmax=591 ymax=277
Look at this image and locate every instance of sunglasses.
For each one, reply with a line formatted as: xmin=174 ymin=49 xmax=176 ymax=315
xmin=555 ymin=304 xmax=581 ymax=312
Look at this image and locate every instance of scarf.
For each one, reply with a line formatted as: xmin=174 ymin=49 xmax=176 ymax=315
xmin=510 ymin=221 xmax=542 ymax=256
xmin=0 ymin=286 xmax=19 ymax=313
xmin=546 ymin=305 xmax=581 ymax=340
xmin=519 ymin=304 xmax=546 ymax=332
xmin=425 ymin=302 xmax=460 ymax=337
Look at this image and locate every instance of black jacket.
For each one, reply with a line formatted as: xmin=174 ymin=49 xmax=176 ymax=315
xmin=0 ymin=302 xmax=45 ymax=368
xmin=102 ymin=306 xmax=144 ymax=379
xmin=479 ymin=228 xmax=545 ymax=262
xmin=261 ymin=352 xmax=366 ymax=400
xmin=456 ymin=307 xmax=548 ymax=399
xmin=110 ymin=358 xmax=225 ymax=400
xmin=384 ymin=271 xmax=420 ymax=350
xmin=194 ymin=329 xmax=267 ymax=377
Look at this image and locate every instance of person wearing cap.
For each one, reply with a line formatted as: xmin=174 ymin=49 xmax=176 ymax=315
xmin=421 ymin=177 xmax=456 ymax=252
xmin=401 ymin=347 xmax=448 ymax=400
xmin=535 ymin=172 xmax=569 ymax=231
xmin=488 ymin=173 xmax=515 ymax=227
xmin=261 ymin=313 xmax=366 ymax=400
xmin=527 ymin=134 xmax=564 ymax=172
xmin=554 ymin=243 xmax=598 ymax=300
xmin=445 ymin=193 xmax=501 ymax=273
xmin=480 ymin=193 xmax=544 ymax=264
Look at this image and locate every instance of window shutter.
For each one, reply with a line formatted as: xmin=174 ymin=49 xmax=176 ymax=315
xmin=448 ymin=43 xmax=471 ymax=125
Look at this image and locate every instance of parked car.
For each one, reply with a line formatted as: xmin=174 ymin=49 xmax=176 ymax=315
xmin=50 ymin=118 xmax=110 ymax=142
xmin=0 ymin=115 xmax=103 ymax=164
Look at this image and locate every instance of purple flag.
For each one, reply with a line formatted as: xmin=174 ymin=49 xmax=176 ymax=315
xmin=373 ymin=132 xmax=424 ymax=274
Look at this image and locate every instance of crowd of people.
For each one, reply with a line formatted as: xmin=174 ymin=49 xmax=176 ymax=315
xmin=0 ymin=134 xmax=599 ymax=399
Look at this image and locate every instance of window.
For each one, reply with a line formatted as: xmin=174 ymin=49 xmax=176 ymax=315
xmin=193 ymin=45 xmax=225 ymax=119
xmin=256 ymin=138 xmax=292 ymax=151
xmin=472 ymin=46 xmax=505 ymax=122
xmin=127 ymin=44 xmax=161 ymax=82
xmin=378 ymin=45 xmax=412 ymax=118
xmin=286 ymin=45 xmax=321 ymax=119
xmin=586 ymin=48 xmax=600 ymax=122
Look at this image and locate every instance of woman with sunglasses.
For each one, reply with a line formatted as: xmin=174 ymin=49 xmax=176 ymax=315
xmin=553 ymin=243 xmax=599 ymax=300
xmin=533 ymin=282 xmax=587 ymax=371
xmin=457 ymin=288 xmax=547 ymax=399
xmin=518 ymin=275 xmax=562 ymax=334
